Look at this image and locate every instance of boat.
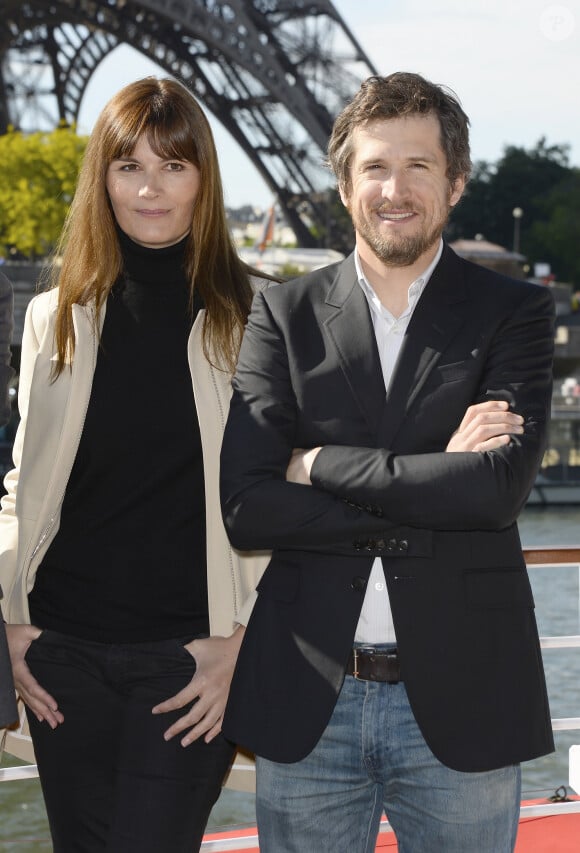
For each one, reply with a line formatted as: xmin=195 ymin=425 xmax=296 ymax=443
xmin=527 ymin=380 xmax=580 ymax=505
xmin=2 ymin=545 xmax=579 ymax=851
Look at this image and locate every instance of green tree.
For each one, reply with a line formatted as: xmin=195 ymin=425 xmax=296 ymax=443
xmin=530 ymin=170 xmax=580 ymax=284
xmin=0 ymin=124 xmax=87 ymax=258
xmin=447 ymin=138 xmax=579 ymax=281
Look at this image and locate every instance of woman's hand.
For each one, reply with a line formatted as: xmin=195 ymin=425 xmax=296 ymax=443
xmin=152 ymin=626 xmax=245 ymax=747
xmin=6 ymin=624 xmax=64 ymax=728
xmin=446 ymin=400 xmax=524 ymax=453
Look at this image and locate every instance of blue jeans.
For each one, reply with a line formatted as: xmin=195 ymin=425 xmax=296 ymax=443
xmin=256 ymin=669 xmax=521 ymax=853
xmin=25 ymin=629 xmax=234 ymax=853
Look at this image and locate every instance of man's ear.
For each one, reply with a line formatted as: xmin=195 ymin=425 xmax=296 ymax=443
xmin=338 ymin=182 xmax=350 ymax=210
xmin=449 ymin=175 xmax=466 ymax=209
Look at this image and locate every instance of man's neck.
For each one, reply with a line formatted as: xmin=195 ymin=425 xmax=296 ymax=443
xmin=356 ymin=239 xmax=441 ymax=318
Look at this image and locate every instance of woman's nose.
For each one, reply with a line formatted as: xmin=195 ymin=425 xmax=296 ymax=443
xmin=138 ymin=177 xmax=160 ymax=198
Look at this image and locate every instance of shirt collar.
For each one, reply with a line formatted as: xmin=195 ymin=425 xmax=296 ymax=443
xmin=354 ymin=239 xmax=444 ymax=319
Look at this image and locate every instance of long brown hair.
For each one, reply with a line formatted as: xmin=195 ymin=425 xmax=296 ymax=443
xmin=50 ymin=76 xmax=260 ymax=374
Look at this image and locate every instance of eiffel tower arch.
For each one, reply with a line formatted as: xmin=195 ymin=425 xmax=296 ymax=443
xmin=0 ymin=0 xmax=377 ymax=247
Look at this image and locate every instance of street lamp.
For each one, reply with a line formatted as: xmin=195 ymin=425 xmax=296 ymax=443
xmin=512 ymin=207 xmax=523 ymax=253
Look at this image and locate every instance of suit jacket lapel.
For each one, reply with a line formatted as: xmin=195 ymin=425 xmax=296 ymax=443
xmin=379 ymin=245 xmax=469 ymax=447
xmin=323 ymin=254 xmax=386 ymax=437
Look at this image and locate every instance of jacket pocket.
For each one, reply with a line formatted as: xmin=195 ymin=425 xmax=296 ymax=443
xmin=436 ymin=360 xmax=474 ymax=384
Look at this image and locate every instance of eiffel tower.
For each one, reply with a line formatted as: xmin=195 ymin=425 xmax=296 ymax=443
xmin=0 ymin=0 xmax=377 ymax=247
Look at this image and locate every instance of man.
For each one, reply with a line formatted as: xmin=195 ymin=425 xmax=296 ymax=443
xmin=0 ymin=271 xmax=17 ymax=730
xmin=220 ymin=73 xmax=554 ymax=852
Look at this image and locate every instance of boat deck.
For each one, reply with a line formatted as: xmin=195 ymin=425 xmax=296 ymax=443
xmin=199 ymin=798 xmax=580 ymax=852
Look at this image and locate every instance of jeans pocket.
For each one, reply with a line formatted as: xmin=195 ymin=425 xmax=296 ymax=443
xmin=23 ymin=628 xmax=48 ymax=663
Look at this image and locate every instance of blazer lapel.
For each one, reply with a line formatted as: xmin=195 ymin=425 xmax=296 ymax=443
xmin=323 ymin=255 xmax=386 ymax=437
xmin=379 ymin=246 xmax=469 ymax=447
xmin=44 ymin=303 xmax=104 ymax=503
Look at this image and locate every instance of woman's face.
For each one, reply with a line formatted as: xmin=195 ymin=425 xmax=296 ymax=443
xmin=106 ymin=135 xmax=201 ymax=248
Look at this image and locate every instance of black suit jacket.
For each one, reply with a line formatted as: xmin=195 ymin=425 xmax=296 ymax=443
xmin=220 ymin=245 xmax=555 ymax=772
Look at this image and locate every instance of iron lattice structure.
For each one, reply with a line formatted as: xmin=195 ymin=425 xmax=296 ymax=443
xmin=0 ymin=0 xmax=377 ymax=247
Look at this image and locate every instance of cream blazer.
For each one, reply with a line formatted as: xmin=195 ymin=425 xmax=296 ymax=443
xmin=0 ymin=287 xmax=270 ymax=790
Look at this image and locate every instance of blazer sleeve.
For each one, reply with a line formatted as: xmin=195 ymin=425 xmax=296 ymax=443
xmin=0 ymin=272 xmax=15 ymax=428
xmin=0 ymin=295 xmax=46 ymax=610
xmin=220 ymin=291 xmax=392 ymax=551
xmin=311 ymin=283 xmax=555 ymax=530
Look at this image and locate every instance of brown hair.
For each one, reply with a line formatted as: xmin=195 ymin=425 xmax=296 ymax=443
xmin=328 ymin=72 xmax=471 ymax=195
xmin=49 ymin=76 xmax=262 ymax=374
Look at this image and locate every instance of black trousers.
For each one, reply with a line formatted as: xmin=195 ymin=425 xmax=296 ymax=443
xmin=25 ymin=629 xmax=234 ymax=853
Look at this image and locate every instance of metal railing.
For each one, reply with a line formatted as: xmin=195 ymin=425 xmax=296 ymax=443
xmin=2 ymin=545 xmax=580 ymax=844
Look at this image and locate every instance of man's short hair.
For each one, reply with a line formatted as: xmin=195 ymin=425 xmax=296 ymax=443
xmin=328 ymin=72 xmax=472 ymax=194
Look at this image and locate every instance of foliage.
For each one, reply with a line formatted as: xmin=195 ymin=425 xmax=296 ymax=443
xmin=530 ymin=171 xmax=580 ymax=283
xmin=314 ymin=189 xmax=355 ymax=254
xmin=447 ymin=138 xmax=580 ymax=283
xmin=279 ymin=263 xmax=306 ymax=278
xmin=0 ymin=125 xmax=87 ymax=258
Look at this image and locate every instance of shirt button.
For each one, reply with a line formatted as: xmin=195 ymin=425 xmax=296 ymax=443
xmin=374 ymin=582 xmax=384 ymax=591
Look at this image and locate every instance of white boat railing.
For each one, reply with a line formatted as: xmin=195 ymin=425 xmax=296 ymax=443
xmin=2 ymin=545 xmax=580 ymax=842
xmin=521 ymin=545 xmax=580 ymax=819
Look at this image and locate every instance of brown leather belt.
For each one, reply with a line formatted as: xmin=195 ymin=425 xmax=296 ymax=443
xmin=346 ymin=647 xmax=401 ymax=683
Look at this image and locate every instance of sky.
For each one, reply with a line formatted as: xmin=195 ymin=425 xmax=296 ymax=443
xmin=76 ymin=0 xmax=580 ymax=209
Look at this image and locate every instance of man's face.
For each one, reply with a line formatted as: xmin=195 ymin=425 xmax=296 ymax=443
xmin=341 ymin=114 xmax=465 ymax=267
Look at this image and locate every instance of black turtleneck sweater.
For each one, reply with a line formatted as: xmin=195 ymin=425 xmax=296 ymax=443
xmin=29 ymin=233 xmax=209 ymax=643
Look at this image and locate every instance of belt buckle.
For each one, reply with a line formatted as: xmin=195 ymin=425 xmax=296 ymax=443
xmin=352 ymin=647 xmax=360 ymax=680
xmin=352 ymin=646 xmax=374 ymax=681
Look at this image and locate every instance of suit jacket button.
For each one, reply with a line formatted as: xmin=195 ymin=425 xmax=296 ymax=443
xmin=365 ymin=540 xmax=376 ymax=550
xmin=351 ymin=577 xmax=367 ymax=592
xmin=353 ymin=540 xmax=363 ymax=551
xmin=387 ymin=538 xmax=397 ymax=551
xmin=376 ymin=539 xmax=386 ymax=550
xmin=398 ymin=539 xmax=409 ymax=552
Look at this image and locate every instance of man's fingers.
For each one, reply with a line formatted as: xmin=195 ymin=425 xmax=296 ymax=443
xmin=456 ymin=400 xmax=510 ymax=432
xmin=472 ymin=434 xmax=511 ymax=453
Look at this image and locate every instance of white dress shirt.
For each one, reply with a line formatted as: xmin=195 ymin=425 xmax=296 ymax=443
xmin=353 ymin=241 xmax=443 ymax=644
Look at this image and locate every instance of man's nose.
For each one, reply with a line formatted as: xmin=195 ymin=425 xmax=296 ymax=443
xmin=381 ymin=170 xmax=410 ymax=202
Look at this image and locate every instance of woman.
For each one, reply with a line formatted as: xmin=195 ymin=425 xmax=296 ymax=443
xmin=0 ymin=77 xmax=271 ymax=852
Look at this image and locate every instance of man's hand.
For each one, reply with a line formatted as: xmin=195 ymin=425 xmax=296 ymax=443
xmin=446 ymin=400 xmax=524 ymax=453
xmin=6 ymin=624 xmax=64 ymax=728
xmin=152 ymin=626 xmax=245 ymax=747
xmin=286 ymin=447 xmax=322 ymax=485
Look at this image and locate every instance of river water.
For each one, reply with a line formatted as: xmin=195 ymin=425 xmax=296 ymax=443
xmin=1 ymin=506 xmax=579 ymax=849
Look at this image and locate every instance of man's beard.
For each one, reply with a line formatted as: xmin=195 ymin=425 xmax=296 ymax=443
xmin=353 ymin=207 xmax=448 ymax=267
